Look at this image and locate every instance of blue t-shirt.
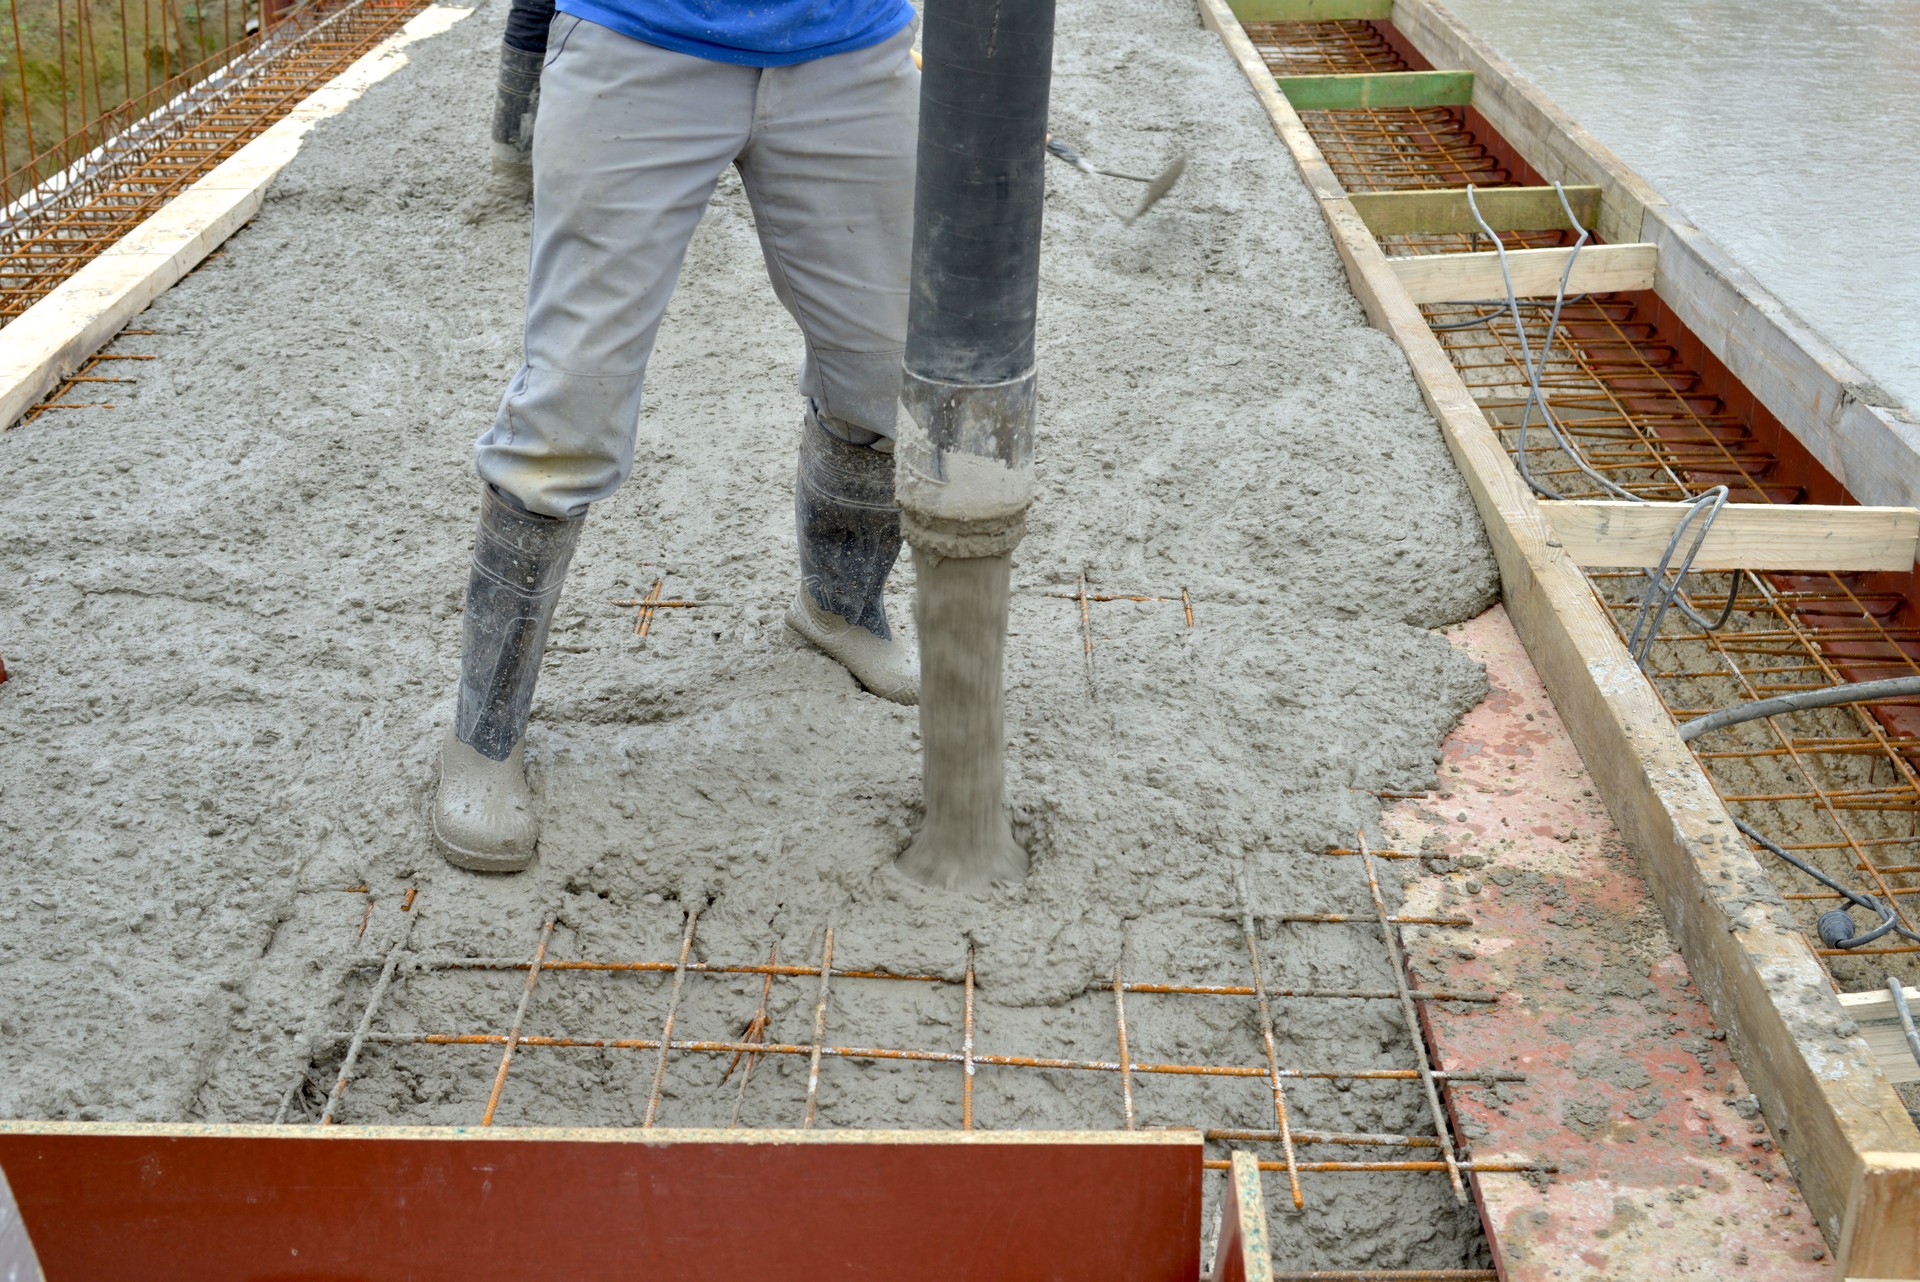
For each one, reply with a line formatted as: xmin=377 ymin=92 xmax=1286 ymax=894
xmin=556 ymin=0 xmax=914 ymax=66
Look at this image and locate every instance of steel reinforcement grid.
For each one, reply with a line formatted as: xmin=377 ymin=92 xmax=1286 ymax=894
xmin=276 ymin=840 xmax=1529 ymax=1281
xmin=1247 ymin=14 xmax=1920 ymax=998
xmin=0 ymin=0 xmax=426 ymax=322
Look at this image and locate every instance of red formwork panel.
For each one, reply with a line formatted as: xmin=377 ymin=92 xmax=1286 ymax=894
xmin=0 ymin=1124 xmax=1204 ymax=1282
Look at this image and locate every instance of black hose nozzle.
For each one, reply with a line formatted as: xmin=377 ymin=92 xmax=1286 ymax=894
xmin=896 ymin=0 xmax=1056 ymax=557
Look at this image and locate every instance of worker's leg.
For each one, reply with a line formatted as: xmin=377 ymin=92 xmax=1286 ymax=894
xmin=736 ymin=25 xmax=920 ymax=703
xmin=490 ymin=0 xmax=556 ymax=192
xmin=437 ymin=20 xmax=755 ymax=871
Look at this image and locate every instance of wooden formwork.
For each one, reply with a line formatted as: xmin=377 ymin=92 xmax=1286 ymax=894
xmin=0 ymin=1123 xmax=1204 ymax=1279
xmin=1192 ymin=0 xmax=1920 ymax=1275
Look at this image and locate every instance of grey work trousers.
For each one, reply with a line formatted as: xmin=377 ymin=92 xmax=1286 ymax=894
xmin=476 ymin=16 xmax=919 ymax=518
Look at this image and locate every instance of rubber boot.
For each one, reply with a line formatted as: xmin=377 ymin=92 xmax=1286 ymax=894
xmin=433 ymin=485 xmax=583 ymax=872
xmin=490 ymin=42 xmax=543 ymax=198
xmin=785 ymin=408 xmax=919 ymax=705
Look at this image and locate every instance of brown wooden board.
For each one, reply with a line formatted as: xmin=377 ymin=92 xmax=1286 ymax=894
xmin=0 ymin=1123 xmax=1204 ymax=1281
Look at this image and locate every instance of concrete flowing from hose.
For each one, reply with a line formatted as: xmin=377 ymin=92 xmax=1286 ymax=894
xmin=893 ymin=0 xmax=1055 ymax=891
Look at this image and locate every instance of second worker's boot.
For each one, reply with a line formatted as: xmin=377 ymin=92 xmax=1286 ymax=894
xmin=785 ymin=407 xmax=919 ymax=705
xmin=490 ymin=41 xmax=543 ymax=199
xmin=433 ymin=484 xmax=583 ymax=872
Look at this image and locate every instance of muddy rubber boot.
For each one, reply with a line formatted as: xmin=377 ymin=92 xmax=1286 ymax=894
xmin=785 ymin=408 xmax=918 ymax=705
xmin=433 ymin=485 xmax=583 ymax=872
xmin=490 ymin=42 xmax=543 ymax=197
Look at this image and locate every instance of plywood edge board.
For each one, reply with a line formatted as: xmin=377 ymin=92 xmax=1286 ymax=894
xmin=1389 ymin=0 xmax=1662 ymax=247
xmin=1541 ymin=500 xmax=1920 ymax=572
xmin=1188 ymin=0 xmax=1920 ymax=1267
xmin=1387 ymin=241 xmax=1654 ymax=304
xmin=0 ymin=3 xmax=473 ymax=431
xmin=1207 ymin=1150 xmax=1274 ymax=1282
xmin=1274 ymin=68 xmax=1472 ymax=110
xmin=1837 ymin=988 xmax=1920 ymax=1086
xmin=1348 ymin=184 xmax=1601 ymax=236
xmin=1228 ymin=0 xmax=1391 ymax=18
xmin=1643 ymin=204 xmax=1920 ymax=512
xmin=0 ymin=1120 xmax=1202 ymax=1147
xmin=1228 ymin=1149 xmax=1274 ymax=1282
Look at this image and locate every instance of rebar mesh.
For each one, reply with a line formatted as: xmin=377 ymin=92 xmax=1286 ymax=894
xmin=1244 ymin=16 xmax=1920 ymax=988
xmin=281 ymin=839 xmax=1545 ymax=1219
xmin=0 ymin=0 xmax=426 ymax=322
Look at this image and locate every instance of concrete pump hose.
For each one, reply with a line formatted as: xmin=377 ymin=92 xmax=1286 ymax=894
xmin=894 ymin=0 xmax=1054 ymax=557
xmin=1676 ymin=675 xmax=1920 ymax=742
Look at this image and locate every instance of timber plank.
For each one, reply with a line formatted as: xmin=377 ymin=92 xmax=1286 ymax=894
xmin=1193 ymin=0 xmax=1920 ymax=1272
xmin=1274 ymin=69 xmax=1473 ymax=110
xmin=1387 ymin=242 xmax=1655 ymax=303
xmin=1348 ymin=184 xmax=1601 ymax=236
xmin=1839 ymin=1154 xmax=1920 ymax=1278
xmin=1541 ymin=500 xmax=1920 ymax=572
xmin=1838 ymin=988 xmax=1920 ymax=1087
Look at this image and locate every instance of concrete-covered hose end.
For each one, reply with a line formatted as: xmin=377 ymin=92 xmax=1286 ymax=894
xmin=894 ymin=367 xmax=1035 ymax=560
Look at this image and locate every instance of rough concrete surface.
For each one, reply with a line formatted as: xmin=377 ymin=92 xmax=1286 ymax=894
xmin=0 ymin=0 xmax=1502 ymax=1269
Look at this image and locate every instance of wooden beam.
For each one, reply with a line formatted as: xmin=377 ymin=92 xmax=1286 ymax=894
xmin=1274 ymin=69 xmax=1472 ymax=111
xmin=1838 ymin=1153 xmax=1920 ymax=1278
xmin=1229 ymin=0 xmax=1390 ymax=18
xmin=0 ymin=1123 xmax=1204 ymax=1281
xmin=1191 ymin=0 xmax=1920 ymax=1271
xmin=1386 ymin=242 xmax=1655 ymax=304
xmin=1541 ymin=500 xmax=1920 ymax=572
xmin=0 ymin=6 xmax=470 ymax=432
xmin=1838 ymin=987 xmax=1920 ymax=1086
xmin=1348 ymin=184 xmax=1602 ymax=237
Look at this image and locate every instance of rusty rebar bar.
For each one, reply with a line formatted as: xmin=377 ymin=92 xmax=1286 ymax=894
xmin=1237 ymin=871 xmax=1305 ymax=1210
xmin=319 ymin=908 xmax=414 ymax=1125
xmin=480 ymin=916 xmax=556 ymax=1127
xmin=801 ymin=926 xmax=834 ymax=1128
xmin=961 ymin=942 xmax=976 ymax=1129
xmin=332 ymin=1028 xmax=1524 ymax=1085
xmin=1113 ymin=961 xmax=1136 ymax=1130
xmin=642 ymin=907 xmax=699 ymax=1128
xmin=724 ymin=944 xmax=776 ymax=1128
xmin=1360 ymin=834 xmax=1466 ymax=1205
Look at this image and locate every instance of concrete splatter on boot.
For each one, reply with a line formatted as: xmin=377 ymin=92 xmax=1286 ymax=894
xmin=785 ymin=407 xmax=918 ymax=705
xmin=461 ymin=37 xmax=544 ymax=224
xmin=433 ymin=485 xmax=583 ymax=872
xmin=491 ymin=42 xmax=542 ymax=193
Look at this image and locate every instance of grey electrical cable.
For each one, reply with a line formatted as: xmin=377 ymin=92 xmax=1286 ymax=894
xmin=1466 ymin=184 xmax=1638 ymax=503
xmin=1428 ymin=295 xmax=1591 ymax=332
xmin=1677 ymin=675 xmax=1920 ymax=742
xmin=1734 ymin=819 xmax=1915 ymax=947
xmin=1688 ymin=678 xmax=1920 ymax=949
xmin=1624 ymin=486 xmax=1741 ymax=665
xmin=1440 ymin=194 xmax=1909 ymax=954
xmin=1461 ymin=183 xmax=1739 ymax=664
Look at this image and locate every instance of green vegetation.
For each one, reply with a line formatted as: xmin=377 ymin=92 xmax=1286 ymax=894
xmin=0 ymin=0 xmax=260 ymax=199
